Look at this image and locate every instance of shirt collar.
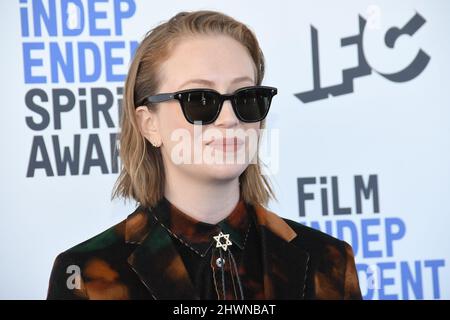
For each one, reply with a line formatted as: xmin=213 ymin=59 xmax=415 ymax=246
xmin=151 ymin=196 xmax=251 ymax=256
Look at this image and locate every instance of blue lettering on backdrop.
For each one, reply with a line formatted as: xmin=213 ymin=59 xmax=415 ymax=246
xmin=22 ymin=40 xmax=138 ymax=83
xmin=20 ymin=0 xmax=137 ymax=83
xmin=299 ymin=174 xmax=446 ymax=300
xmin=20 ymin=0 xmax=136 ymax=37
xmin=20 ymin=0 xmax=138 ymax=177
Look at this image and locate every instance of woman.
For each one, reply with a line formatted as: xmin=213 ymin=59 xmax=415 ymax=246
xmin=47 ymin=10 xmax=362 ymax=300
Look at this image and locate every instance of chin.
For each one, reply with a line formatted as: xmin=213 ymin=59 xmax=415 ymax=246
xmin=202 ymin=163 xmax=248 ymax=182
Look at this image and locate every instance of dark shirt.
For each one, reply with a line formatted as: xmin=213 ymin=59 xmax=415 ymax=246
xmin=152 ymin=197 xmax=265 ymax=300
xmin=47 ymin=196 xmax=363 ymax=300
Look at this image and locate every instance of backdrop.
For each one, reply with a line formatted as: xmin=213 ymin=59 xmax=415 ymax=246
xmin=0 ymin=0 xmax=448 ymax=299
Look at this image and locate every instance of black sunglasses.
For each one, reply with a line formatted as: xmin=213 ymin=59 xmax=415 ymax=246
xmin=146 ymin=85 xmax=277 ymax=125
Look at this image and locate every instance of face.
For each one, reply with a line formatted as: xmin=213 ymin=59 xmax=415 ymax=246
xmin=135 ymin=35 xmax=261 ymax=184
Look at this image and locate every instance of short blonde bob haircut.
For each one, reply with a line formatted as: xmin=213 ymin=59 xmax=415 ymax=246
xmin=112 ymin=10 xmax=275 ymax=208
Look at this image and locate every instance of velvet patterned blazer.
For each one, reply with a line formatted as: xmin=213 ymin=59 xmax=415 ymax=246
xmin=47 ymin=202 xmax=362 ymax=300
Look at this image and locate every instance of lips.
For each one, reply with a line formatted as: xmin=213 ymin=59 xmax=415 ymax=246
xmin=206 ymin=137 xmax=245 ymax=151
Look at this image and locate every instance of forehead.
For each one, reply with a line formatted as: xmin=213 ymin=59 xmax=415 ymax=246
xmin=159 ymin=35 xmax=256 ymax=89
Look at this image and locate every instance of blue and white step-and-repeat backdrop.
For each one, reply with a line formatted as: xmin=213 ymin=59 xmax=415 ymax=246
xmin=0 ymin=0 xmax=449 ymax=299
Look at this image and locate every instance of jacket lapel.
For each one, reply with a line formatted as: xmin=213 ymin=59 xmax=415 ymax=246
xmin=253 ymin=204 xmax=310 ymax=299
xmin=124 ymin=203 xmax=310 ymax=300
xmin=125 ymin=208 xmax=198 ymax=300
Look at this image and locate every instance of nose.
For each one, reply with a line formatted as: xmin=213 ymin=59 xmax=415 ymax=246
xmin=214 ymin=100 xmax=239 ymax=128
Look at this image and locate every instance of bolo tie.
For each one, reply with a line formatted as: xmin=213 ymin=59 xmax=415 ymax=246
xmin=153 ymin=213 xmax=250 ymax=300
xmin=211 ymin=231 xmax=245 ymax=300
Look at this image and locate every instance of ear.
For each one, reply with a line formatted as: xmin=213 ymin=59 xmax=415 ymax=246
xmin=135 ymin=106 xmax=162 ymax=147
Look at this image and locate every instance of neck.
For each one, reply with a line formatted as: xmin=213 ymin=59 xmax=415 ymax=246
xmin=163 ymin=168 xmax=240 ymax=225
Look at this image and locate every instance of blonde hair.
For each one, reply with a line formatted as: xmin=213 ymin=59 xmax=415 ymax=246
xmin=112 ymin=10 xmax=275 ymax=208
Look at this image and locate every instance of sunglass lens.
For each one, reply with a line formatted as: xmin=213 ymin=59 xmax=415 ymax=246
xmin=181 ymin=91 xmax=220 ymax=124
xmin=233 ymin=88 xmax=274 ymax=122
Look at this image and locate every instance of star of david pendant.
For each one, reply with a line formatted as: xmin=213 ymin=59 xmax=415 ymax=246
xmin=213 ymin=231 xmax=233 ymax=251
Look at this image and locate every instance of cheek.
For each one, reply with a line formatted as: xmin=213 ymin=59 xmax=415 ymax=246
xmin=243 ymin=122 xmax=261 ymax=140
xmin=242 ymin=122 xmax=261 ymax=157
xmin=246 ymin=121 xmax=262 ymax=131
xmin=158 ymin=102 xmax=191 ymax=141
